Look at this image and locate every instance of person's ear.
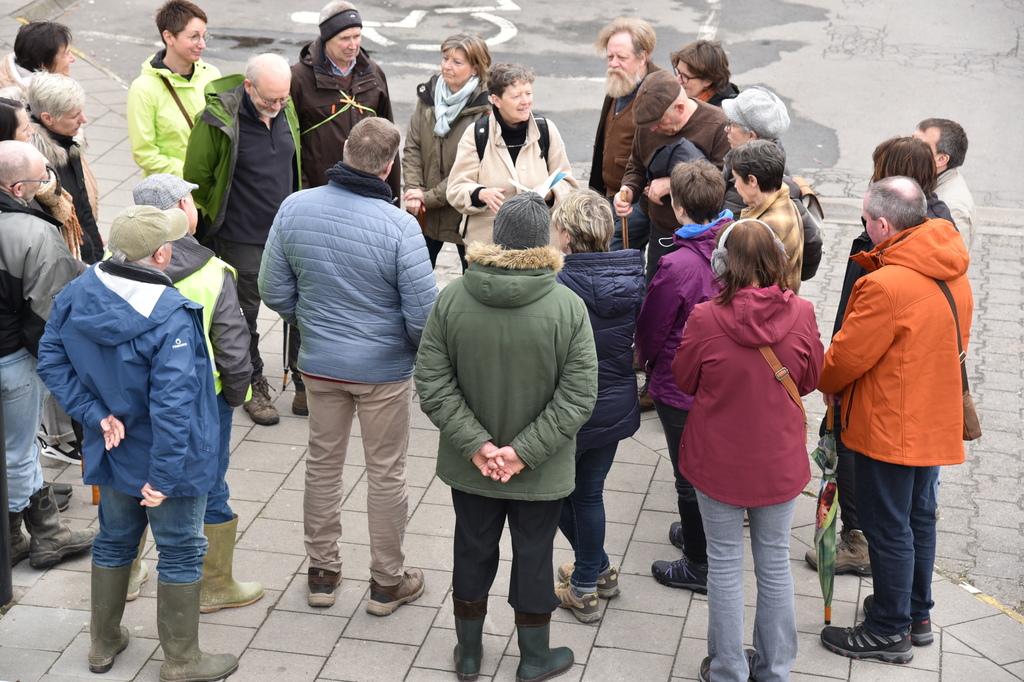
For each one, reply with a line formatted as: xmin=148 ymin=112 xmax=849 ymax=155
xmin=39 ymin=112 xmax=54 ymax=128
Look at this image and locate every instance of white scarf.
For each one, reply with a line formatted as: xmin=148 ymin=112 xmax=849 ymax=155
xmin=433 ymin=75 xmax=480 ymax=137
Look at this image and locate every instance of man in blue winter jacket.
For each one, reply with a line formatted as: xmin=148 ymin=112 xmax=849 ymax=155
xmin=37 ymin=204 xmax=238 ymax=681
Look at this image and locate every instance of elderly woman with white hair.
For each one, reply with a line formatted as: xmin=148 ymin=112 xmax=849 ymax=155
xmin=28 ymin=71 xmax=102 ymax=263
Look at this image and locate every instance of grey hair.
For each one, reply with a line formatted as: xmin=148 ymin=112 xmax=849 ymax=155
xmin=0 ymin=139 xmax=41 ymax=187
xmin=27 ymin=72 xmax=84 ymax=121
xmin=320 ymin=0 xmax=356 ymax=23
xmin=245 ymin=53 xmax=291 ymax=85
xmin=865 ymin=176 xmax=928 ymax=231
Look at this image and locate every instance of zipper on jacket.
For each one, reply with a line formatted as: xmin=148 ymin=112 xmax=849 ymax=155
xmin=842 ymin=380 xmax=857 ymax=433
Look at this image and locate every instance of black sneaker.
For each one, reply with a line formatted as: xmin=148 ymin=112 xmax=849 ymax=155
xmin=820 ymin=622 xmax=913 ymax=664
xmin=651 ymin=555 xmax=708 ymax=593
xmin=863 ymin=594 xmax=933 ymax=646
xmin=38 ymin=437 xmax=81 ymax=464
xmin=668 ymin=522 xmax=684 ymax=550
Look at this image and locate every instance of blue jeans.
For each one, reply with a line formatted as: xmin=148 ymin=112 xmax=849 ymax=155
xmin=855 ymin=452 xmax=939 ymax=636
xmin=557 ymin=441 xmax=618 ymax=591
xmin=610 ymin=199 xmax=650 ymax=270
xmin=93 ymin=485 xmax=208 ymax=584
xmin=2 ymin=349 xmax=44 ymax=512
xmin=204 ymin=393 xmax=234 ymax=525
xmin=698 ymin=490 xmax=798 ymax=682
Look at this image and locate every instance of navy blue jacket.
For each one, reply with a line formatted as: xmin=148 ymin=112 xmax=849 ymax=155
xmin=557 ymin=249 xmax=644 ymax=450
xmin=37 ymin=261 xmax=220 ymax=498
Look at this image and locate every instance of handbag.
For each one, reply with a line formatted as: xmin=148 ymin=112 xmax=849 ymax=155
xmin=758 ymin=346 xmax=807 ymax=443
xmin=934 ymin=279 xmax=982 ymax=440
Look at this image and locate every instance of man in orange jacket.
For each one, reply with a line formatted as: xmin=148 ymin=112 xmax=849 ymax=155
xmin=817 ymin=176 xmax=973 ymax=665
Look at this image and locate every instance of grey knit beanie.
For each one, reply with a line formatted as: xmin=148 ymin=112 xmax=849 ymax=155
xmin=492 ymin=192 xmax=551 ymax=250
xmin=722 ymin=86 xmax=790 ymax=141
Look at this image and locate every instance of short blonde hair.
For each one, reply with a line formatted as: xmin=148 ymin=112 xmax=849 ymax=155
xmin=552 ymin=188 xmax=613 ymax=254
xmin=440 ymin=34 xmax=491 ymax=80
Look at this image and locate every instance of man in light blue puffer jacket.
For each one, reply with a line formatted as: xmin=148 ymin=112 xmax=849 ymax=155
xmin=259 ymin=116 xmax=437 ymax=615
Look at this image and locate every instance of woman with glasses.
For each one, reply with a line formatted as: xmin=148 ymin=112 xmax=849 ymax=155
xmin=127 ymin=0 xmax=220 ymax=178
xmin=670 ymin=40 xmax=739 ymax=107
xmin=401 ymin=34 xmax=491 ymax=271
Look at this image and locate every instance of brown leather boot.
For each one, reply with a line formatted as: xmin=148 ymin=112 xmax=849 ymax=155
xmin=366 ymin=568 xmax=424 ymax=616
xmin=805 ymin=528 xmax=871 ymax=576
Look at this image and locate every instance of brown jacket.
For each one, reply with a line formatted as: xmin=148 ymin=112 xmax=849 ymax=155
xmin=290 ymin=41 xmax=399 ymax=195
xmin=447 ymin=112 xmax=578 ymax=245
xmin=740 ymin=186 xmax=804 ymax=294
xmin=401 ymin=75 xmax=490 ymax=244
xmin=620 ymin=99 xmax=729 ymax=236
xmin=588 ymin=64 xmax=662 ymax=197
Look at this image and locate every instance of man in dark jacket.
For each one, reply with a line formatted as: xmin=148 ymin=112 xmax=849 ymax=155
xmin=290 ymin=1 xmax=399 ymax=195
xmin=37 ymin=203 xmax=237 ymax=680
xmin=185 ymin=52 xmax=301 ymax=425
xmin=1 ymin=140 xmax=93 ymax=570
xmin=589 ymin=17 xmax=659 ymax=259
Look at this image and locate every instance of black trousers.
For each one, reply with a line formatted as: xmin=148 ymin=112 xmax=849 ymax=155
xmin=451 ymin=488 xmax=562 ymax=614
xmin=653 ymin=399 xmax=708 ymax=564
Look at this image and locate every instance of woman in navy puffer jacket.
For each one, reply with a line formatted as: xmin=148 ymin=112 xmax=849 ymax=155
xmin=552 ymin=189 xmax=644 ymax=623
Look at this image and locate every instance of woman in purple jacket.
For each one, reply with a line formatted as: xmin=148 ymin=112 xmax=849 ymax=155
xmin=634 ymin=161 xmax=732 ymax=594
xmin=672 ymin=219 xmax=823 ymax=682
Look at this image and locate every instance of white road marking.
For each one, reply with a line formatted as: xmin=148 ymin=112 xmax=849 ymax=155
xmin=408 ymin=11 xmax=518 ymax=50
xmin=697 ymin=0 xmax=721 ymax=41
xmin=435 ymin=0 xmax=521 ymax=13
xmin=77 ymin=30 xmax=161 ymax=47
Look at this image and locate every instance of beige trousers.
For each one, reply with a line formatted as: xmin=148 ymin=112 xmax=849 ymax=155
xmin=303 ymin=375 xmax=412 ymax=587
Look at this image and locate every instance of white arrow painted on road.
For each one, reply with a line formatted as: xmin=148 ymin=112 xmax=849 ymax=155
xmin=408 ymin=12 xmax=518 ymax=50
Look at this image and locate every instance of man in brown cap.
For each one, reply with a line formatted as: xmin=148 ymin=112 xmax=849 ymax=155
xmin=613 ymin=68 xmax=729 ymax=282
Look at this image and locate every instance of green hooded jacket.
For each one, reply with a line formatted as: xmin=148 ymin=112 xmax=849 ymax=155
xmin=415 ymin=242 xmax=598 ymax=501
xmin=183 ymin=74 xmax=302 ymax=239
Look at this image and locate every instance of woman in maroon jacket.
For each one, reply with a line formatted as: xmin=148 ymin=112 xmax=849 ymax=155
xmin=671 ymin=219 xmax=823 ymax=682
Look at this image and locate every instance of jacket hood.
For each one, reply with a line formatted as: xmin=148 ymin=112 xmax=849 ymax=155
xmin=851 ymin=218 xmax=968 ymax=280
xmin=673 ymin=211 xmax=732 ymax=247
xmin=199 ymin=74 xmax=245 ymax=127
xmin=710 ymin=285 xmax=803 ymax=348
xmin=463 ymin=242 xmax=563 ymax=309
xmin=67 ymin=263 xmax=197 ymax=346
xmin=164 ymin=234 xmax=215 ymax=283
xmin=558 ymin=250 xmax=643 ymax=320
xmin=0 ymin=190 xmax=63 ymax=229
xmin=140 ymin=51 xmax=214 ymax=81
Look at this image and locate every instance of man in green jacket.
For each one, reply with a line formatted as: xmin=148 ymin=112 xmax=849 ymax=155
xmin=415 ymin=192 xmax=598 ymax=682
xmin=126 ymin=0 xmax=220 ymax=177
xmin=184 ymin=53 xmax=302 ymax=427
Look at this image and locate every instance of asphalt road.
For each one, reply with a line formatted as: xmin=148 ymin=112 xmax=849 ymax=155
xmin=18 ymin=0 xmax=1024 ymax=207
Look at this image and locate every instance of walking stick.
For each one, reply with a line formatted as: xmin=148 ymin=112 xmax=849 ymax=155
xmin=282 ymin=321 xmax=291 ymax=390
xmin=619 ymin=188 xmax=630 ymax=250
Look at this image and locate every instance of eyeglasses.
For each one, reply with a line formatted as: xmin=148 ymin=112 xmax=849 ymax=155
xmin=724 ymin=121 xmax=747 ymax=133
xmin=672 ymin=65 xmax=700 ymax=84
xmin=9 ymin=166 xmax=55 ymax=190
xmin=250 ymin=82 xmax=289 ymax=107
xmin=180 ymin=31 xmax=212 ymax=45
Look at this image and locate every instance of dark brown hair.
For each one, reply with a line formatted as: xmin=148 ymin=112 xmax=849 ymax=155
xmin=13 ymin=21 xmax=72 ymax=73
xmin=670 ymin=40 xmax=731 ymax=93
xmin=715 ymin=219 xmax=790 ymax=306
xmin=487 ymin=63 xmax=534 ymax=98
xmin=156 ymin=0 xmax=208 ymax=44
xmin=916 ymin=117 xmax=968 ymax=168
xmin=670 ymin=160 xmax=725 ymax=224
xmin=871 ymin=136 xmax=938 ymax=195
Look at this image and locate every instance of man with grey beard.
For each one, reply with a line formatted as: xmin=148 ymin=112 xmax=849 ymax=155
xmin=588 ymin=17 xmax=660 ymax=259
xmin=184 ymin=52 xmax=302 ymax=427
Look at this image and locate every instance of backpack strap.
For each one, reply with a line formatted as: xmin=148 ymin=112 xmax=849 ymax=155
xmin=475 ymin=114 xmax=550 ymax=162
xmin=758 ymin=346 xmax=808 ymax=442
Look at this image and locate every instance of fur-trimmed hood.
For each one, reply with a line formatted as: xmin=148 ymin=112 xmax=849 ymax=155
xmin=462 ymin=242 xmax=565 ymax=310
xmin=29 ymin=117 xmax=85 ymax=169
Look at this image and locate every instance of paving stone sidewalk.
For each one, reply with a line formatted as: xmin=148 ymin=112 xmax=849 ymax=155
xmin=2 ymin=18 xmax=1024 ymax=682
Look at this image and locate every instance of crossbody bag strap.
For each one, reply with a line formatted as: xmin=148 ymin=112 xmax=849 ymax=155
xmin=758 ymin=346 xmax=807 ymax=425
xmin=159 ymin=76 xmax=194 ymax=130
xmin=934 ymin=279 xmax=970 ymax=393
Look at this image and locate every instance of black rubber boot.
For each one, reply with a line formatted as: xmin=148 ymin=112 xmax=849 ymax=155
xmin=453 ymin=597 xmax=487 ymax=680
xmin=514 ymin=611 xmax=574 ymax=682
xmin=89 ymin=563 xmax=132 ymax=673
xmin=24 ymin=485 xmax=96 ymax=568
xmin=8 ymin=510 xmax=29 ymax=566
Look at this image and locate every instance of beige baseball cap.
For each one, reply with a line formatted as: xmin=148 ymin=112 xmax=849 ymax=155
xmin=107 ymin=205 xmax=189 ymax=261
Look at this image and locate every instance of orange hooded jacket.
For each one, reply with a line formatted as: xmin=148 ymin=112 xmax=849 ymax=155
xmin=819 ymin=218 xmax=972 ymax=466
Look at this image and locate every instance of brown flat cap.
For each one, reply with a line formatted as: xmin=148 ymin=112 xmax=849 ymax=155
xmin=632 ymin=70 xmax=684 ymax=127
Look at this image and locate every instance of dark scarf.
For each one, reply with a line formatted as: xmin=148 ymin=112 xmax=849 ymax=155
xmin=326 ymin=162 xmax=394 ymax=204
xmin=492 ymin=104 xmax=529 ymax=164
xmin=98 ymin=259 xmax=174 ymax=286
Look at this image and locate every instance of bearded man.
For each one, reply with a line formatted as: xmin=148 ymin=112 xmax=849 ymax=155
xmin=588 ymin=17 xmax=659 ymax=258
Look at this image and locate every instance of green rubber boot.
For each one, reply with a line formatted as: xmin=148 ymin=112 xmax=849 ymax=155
xmin=453 ymin=597 xmax=487 ymax=681
xmin=514 ymin=611 xmax=574 ymax=682
xmin=89 ymin=563 xmax=131 ymax=673
xmin=157 ymin=579 xmax=239 ymax=682
xmin=127 ymin=526 xmax=150 ymax=601
xmin=200 ymin=515 xmax=264 ymax=613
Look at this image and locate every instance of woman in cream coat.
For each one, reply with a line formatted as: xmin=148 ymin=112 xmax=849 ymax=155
xmin=447 ymin=62 xmax=577 ymax=244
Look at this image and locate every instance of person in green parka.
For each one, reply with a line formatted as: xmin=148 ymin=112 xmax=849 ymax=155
xmin=415 ymin=191 xmax=598 ymax=682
